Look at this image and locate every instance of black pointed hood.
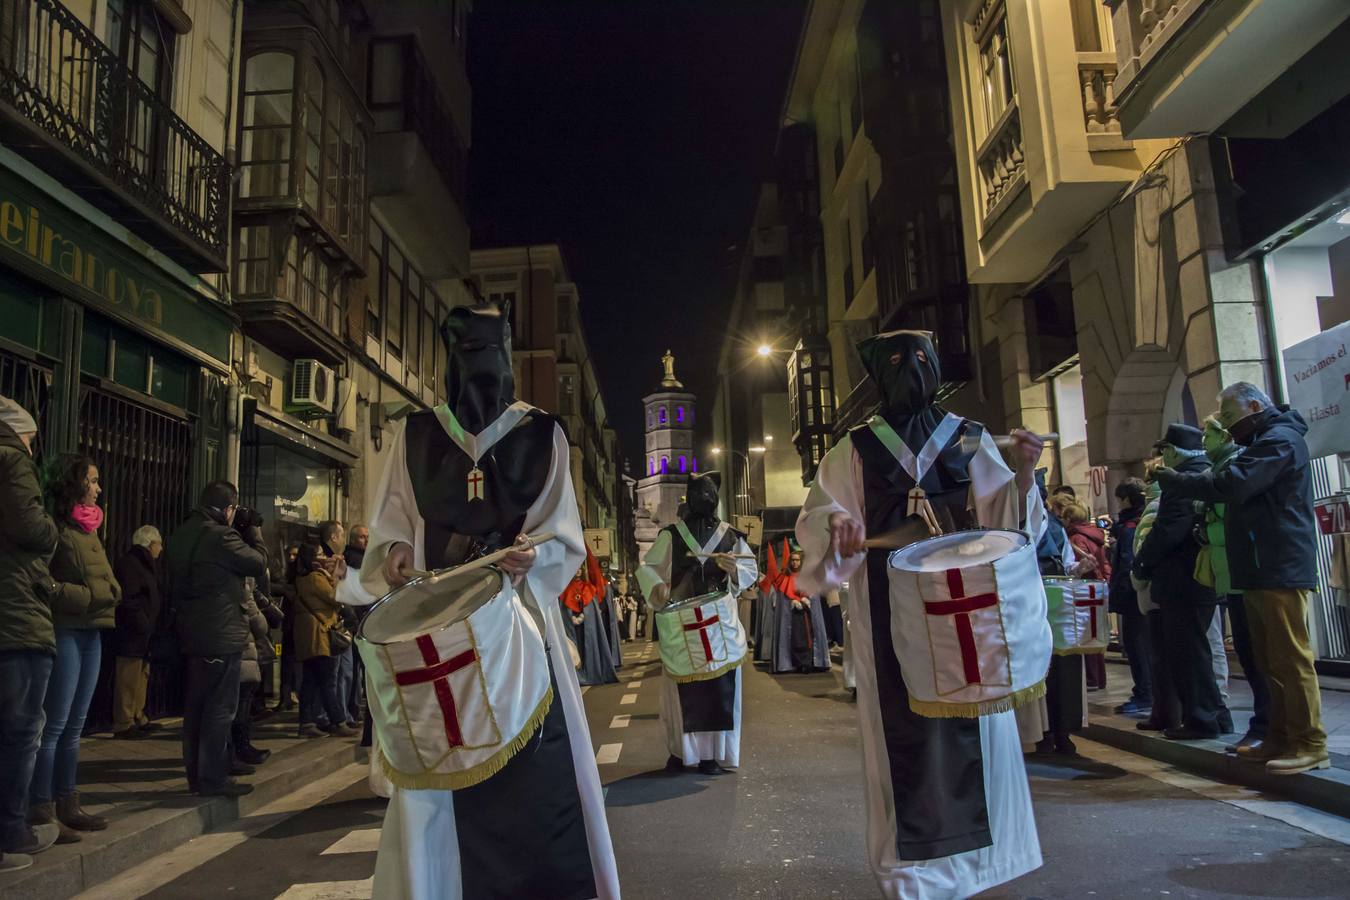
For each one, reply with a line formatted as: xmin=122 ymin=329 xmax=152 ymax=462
xmin=440 ymin=300 xmax=515 ymax=433
xmin=856 ymin=329 xmax=947 ymax=453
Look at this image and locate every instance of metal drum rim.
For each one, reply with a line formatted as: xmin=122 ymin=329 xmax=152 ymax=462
xmin=357 ymin=566 xmax=509 ymax=646
xmin=888 ymin=527 xmax=1031 ymax=572
xmin=658 ymin=590 xmax=727 ymax=614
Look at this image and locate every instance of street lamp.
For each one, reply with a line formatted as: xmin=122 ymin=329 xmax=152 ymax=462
xmin=756 ymin=344 xmax=772 ymax=357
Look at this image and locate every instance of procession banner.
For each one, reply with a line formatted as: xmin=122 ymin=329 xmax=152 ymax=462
xmin=583 ymin=528 xmax=612 ymax=558
xmin=1283 ymin=319 xmax=1350 ymax=459
xmin=734 ymin=515 xmax=763 ymax=549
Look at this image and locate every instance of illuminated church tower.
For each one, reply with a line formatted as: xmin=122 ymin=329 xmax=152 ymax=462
xmin=634 ymin=350 xmax=697 ymax=557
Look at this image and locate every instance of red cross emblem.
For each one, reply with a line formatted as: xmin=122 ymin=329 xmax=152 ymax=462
xmin=924 ymin=569 xmax=999 ymax=687
xmin=395 ymin=635 xmax=480 ymax=748
xmin=467 ymin=467 xmax=485 ymax=502
xmin=1074 ymin=584 xmax=1105 ymax=641
xmin=683 ymin=606 xmax=721 ymax=663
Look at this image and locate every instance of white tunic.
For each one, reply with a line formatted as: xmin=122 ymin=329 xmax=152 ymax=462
xmin=338 ymin=416 xmax=620 ymax=900
xmin=636 ymin=526 xmax=757 ymax=767
xmin=795 ymin=430 xmax=1044 ymax=900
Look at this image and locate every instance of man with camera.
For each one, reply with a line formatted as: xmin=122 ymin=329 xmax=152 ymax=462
xmin=165 ymin=482 xmax=268 ymax=798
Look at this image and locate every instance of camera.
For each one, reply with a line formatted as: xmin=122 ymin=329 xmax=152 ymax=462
xmin=233 ymin=506 xmax=262 ymax=532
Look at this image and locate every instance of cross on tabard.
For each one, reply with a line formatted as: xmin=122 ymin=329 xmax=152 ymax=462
xmin=683 ymin=607 xmax=720 ymax=662
xmin=924 ymin=569 xmax=999 ymax=687
xmin=395 ymin=635 xmax=480 ymax=748
xmin=466 ymin=467 xmax=485 ymax=503
xmin=1074 ymin=584 xmax=1105 ymax=640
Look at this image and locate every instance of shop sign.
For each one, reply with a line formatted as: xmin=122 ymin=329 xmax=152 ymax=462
xmin=1283 ymin=319 xmax=1350 ymax=459
xmin=0 ymin=165 xmax=231 ymax=365
xmin=1315 ymin=495 xmax=1350 ymax=535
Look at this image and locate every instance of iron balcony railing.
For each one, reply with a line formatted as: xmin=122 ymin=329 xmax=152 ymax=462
xmin=0 ymin=0 xmax=230 ymax=268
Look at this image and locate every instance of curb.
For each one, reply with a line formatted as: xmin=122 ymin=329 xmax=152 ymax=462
xmin=1084 ymin=707 xmax=1350 ymax=820
xmin=2 ymin=736 xmax=364 ymax=900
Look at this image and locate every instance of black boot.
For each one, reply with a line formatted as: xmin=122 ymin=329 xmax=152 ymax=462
xmin=697 ymin=759 xmax=728 ymax=776
xmin=664 ymin=754 xmax=685 ymax=773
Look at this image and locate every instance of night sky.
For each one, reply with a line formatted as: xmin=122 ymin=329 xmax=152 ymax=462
xmin=469 ymin=0 xmax=806 ymax=467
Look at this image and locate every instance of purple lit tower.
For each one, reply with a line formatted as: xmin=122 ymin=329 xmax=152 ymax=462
xmin=634 ymin=350 xmax=697 ymax=558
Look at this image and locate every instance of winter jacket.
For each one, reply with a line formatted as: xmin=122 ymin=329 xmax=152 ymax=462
xmin=50 ymin=517 xmax=121 ymax=630
xmin=1036 ymin=515 xmax=1070 ymax=577
xmin=239 ymin=588 xmax=270 ymax=684
xmin=113 ymin=545 xmax=162 ymax=657
xmin=1134 ymin=454 xmax=1214 ymax=607
xmin=165 ymin=508 xmax=268 ymax=656
xmin=293 ymin=569 xmax=340 ymax=661
xmin=1194 ymin=441 xmax=1242 ymax=596
xmin=1066 ymin=521 xmax=1112 ymax=582
xmin=0 ymin=420 xmax=58 ymax=654
xmin=1108 ymin=503 xmax=1144 ymax=614
xmin=1158 ymin=407 xmax=1318 ymax=591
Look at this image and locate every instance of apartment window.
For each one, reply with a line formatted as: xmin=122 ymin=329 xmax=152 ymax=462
xmin=423 ymin=287 xmax=439 ymax=390
xmin=235 ymin=225 xmax=271 ymax=296
xmin=105 ymin=0 xmax=174 ymax=95
xmin=859 ymin=184 xmax=874 ymax=277
xmin=1069 ymin=0 xmax=1105 ymax=52
xmin=386 ymin=243 xmax=404 ymax=360
xmin=406 ymin=269 xmax=422 ymax=377
xmin=299 ymin=248 xmax=338 ymax=335
xmin=842 ymin=219 xmax=855 ymax=306
xmin=239 ymin=53 xmax=294 ymax=198
xmin=303 ymin=60 xmax=324 ymax=210
xmin=365 ymin=222 xmax=382 ymax=342
xmin=979 ymin=15 xmax=1016 ymax=133
xmin=557 ymin=296 xmax=572 ymax=333
xmin=434 ymin=295 xmax=449 ymax=403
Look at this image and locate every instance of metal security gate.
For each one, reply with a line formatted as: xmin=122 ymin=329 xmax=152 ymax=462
xmin=0 ymin=344 xmax=51 ymax=457
xmin=78 ymin=381 xmax=193 ymax=724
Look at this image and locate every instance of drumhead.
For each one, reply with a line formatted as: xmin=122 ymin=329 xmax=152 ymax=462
xmin=660 ymin=591 xmax=724 ymax=614
xmin=360 ymin=566 xmax=505 ymax=645
xmin=890 ymin=529 xmax=1026 ymax=573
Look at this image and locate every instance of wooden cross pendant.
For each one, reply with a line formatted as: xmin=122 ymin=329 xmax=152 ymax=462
xmin=467 ymin=466 xmax=485 ymax=503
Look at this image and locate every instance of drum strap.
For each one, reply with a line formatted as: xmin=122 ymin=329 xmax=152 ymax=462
xmin=675 ymin=519 xmax=729 ymax=559
xmin=867 ymin=414 xmax=961 ymax=535
xmin=433 ymin=400 xmax=534 ymax=467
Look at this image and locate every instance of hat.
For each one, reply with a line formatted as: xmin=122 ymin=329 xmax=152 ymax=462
xmin=0 ymin=396 xmax=37 ymax=437
xmin=1152 ymin=423 xmax=1203 ymax=453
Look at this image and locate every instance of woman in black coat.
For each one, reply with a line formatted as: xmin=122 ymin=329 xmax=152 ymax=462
xmin=112 ymin=526 xmax=164 ymax=738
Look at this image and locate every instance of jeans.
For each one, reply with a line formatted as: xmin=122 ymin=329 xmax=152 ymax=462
xmin=300 ymin=656 xmax=346 ymax=730
xmin=335 ymin=647 xmax=354 ymax=725
xmin=1208 ymin=606 xmax=1230 ymax=704
xmin=1243 ymin=588 xmax=1325 ymax=754
xmin=32 ymin=628 xmax=102 ymax=803
xmin=0 ymin=650 xmax=53 ymax=851
xmin=1227 ymin=593 xmax=1270 ymax=739
xmin=1119 ymin=601 xmax=1152 ymax=703
xmin=182 ymin=654 xmax=241 ymax=790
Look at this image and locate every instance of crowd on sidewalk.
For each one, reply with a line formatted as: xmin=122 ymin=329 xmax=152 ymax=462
xmin=0 ymin=394 xmax=371 ymax=873
xmin=1029 ymin=382 xmax=1327 ymax=777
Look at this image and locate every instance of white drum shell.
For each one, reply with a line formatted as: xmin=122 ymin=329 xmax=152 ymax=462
xmin=358 ymin=571 xmax=552 ymax=790
xmin=1045 ymin=578 xmax=1110 ymax=655
xmin=887 ymin=530 xmax=1051 ymax=718
xmin=655 ymin=592 xmax=747 ymax=684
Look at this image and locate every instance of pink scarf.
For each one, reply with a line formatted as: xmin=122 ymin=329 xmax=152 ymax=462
xmin=70 ymin=503 xmax=104 ymax=534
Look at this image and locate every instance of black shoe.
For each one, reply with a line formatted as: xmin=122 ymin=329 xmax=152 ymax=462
xmin=237 ymin=745 xmax=271 ymax=765
xmin=138 ymin=722 xmax=161 ymax=733
xmin=1136 ymin=720 xmax=1168 ymax=732
xmin=664 ymin=754 xmax=685 ymax=773
xmin=111 ymin=729 xmax=143 ymax=740
xmin=229 ymin=759 xmax=256 ymax=776
xmin=1054 ymin=736 xmax=1078 ymax=756
xmin=697 ymin=760 xmax=728 ymax=776
xmin=1226 ymin=731 xmax=1266 ymax=755
xmin=1163 ymin=726 xmax=1215 ymax=741
xmin=198 ymin=780 xmax=253 ymax=798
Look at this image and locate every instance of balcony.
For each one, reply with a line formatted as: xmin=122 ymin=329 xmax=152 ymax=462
xmin=367 ymin=36 xmax=469 ymax=279
xmin=974 ymin=101 xmax=1026 ymax=226
xmin=0 ymin=0 xmax=230 ymax=272
xmin=1107 ymin=0 xmax=1350 ymax=138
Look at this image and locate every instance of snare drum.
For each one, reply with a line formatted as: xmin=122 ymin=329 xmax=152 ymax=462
xmin=1044 ymin=578 xmax=1109 ymax=655
xmin=358 ymin=565 xmax=552 ymax=790
xmin=655 ymin=591 xmax=747 ymax=683
xmin=887 ymin=529 xmax=1051 ymax=718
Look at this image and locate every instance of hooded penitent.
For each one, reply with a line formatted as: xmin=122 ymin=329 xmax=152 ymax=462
xmin=441 ymin=300 xmax=515 ymax=434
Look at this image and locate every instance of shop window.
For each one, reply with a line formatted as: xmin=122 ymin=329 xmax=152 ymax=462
xmin=239 ymin=52 xmax=294 ymax=198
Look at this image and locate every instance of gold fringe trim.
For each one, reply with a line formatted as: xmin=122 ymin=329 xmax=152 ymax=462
xmin=1052 ymin=647 xmax=1108 ymax=657
xmin=907 ymin=679 xmax=1047 ymax=719
xmin=664 ymin=653 xmax=746 ymax=685
xmin=382 ymin=687 xmax=554 ymax=791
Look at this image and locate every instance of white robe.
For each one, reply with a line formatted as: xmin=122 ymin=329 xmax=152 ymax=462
xmin=796 ymin=430 xmax=1045 ymax=900
xmin=338 ymin=417 xmax=620 ymax=900
xmin=636 ymin=527 xmax=758 ymax=767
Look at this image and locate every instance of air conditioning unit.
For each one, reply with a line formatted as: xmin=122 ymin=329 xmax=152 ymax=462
xmin=290 ymin=359 xmax=335 ymax=413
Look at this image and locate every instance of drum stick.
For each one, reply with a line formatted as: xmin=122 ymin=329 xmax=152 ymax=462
xmin=693 ymin=552 xmax=758 ymax=560
xmin=408 ymin=531 xmax=558 ymax=581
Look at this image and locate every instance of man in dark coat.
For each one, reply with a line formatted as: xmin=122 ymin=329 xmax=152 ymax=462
xmin=0 ymin=398 xmax=61 ymax=867
xmin=1110 ymin=478 xmax=1151 ymax=716
xmin=112 ymin=526 xmax=165 ymax=738
xmin=1155 ymin=382 xmax=1326 ymax=774
xmin=165 ymin=482 xmax=268 ymax=797
xmin=1134 ymin=424 xmax=1232 ymax=740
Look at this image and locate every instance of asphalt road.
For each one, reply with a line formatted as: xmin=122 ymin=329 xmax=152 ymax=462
xmin=87 ymin=641 xmax=1350 ymax=900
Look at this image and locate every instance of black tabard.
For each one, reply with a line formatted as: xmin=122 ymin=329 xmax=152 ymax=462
xmin=402 ymin=409 xmax=596 ymax=900
xmin=850 ymin=419 xmax=993 ymax=862
xmin=665 ymin=521 xmax=742 ymax=734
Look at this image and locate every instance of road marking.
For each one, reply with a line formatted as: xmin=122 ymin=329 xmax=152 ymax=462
xmin=321 ymin=828 xmax=381 ymax=855
xmin=626 ymin=681 xmax=642 ymax=689
xmin=596 ymin=743 xmax=622 ymax=764
xmin=75 ymin=764 xmax=369 ymax=900
xmin=620 ymin=693 xmax=637 ymax=705
xmin=274 ymin=877 xmax=374 ymax=899
xmin=610 ymin=714 xmax=631 ymax=729
xmin=1078 ymin=740 xmax=1350 ymax=846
